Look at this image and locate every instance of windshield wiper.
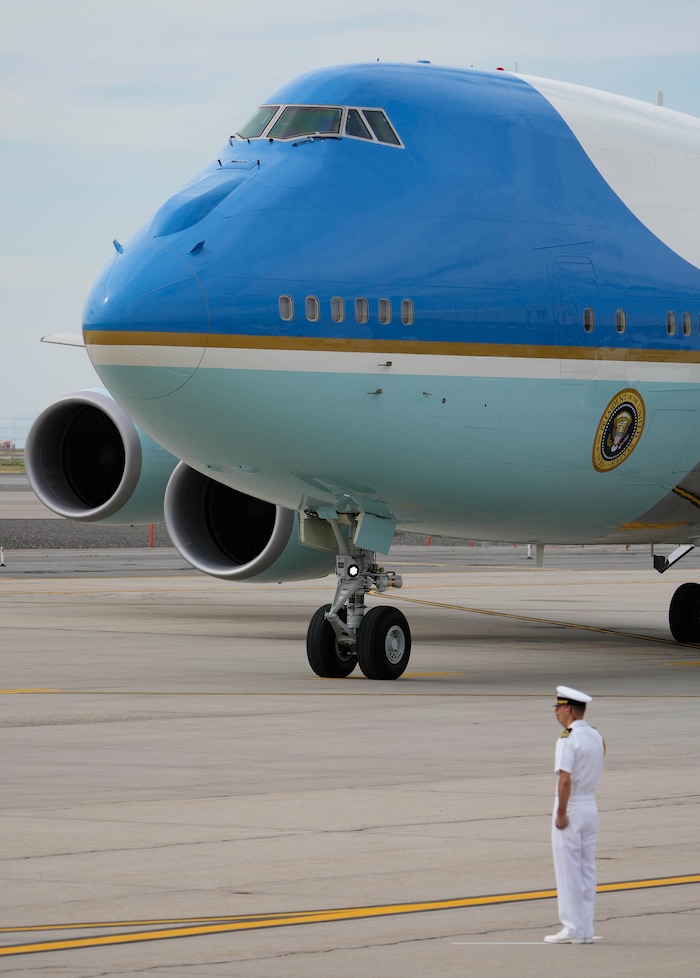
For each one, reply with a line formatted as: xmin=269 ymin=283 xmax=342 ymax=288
xmin=292 ymin=133 xmax=342 ymax=146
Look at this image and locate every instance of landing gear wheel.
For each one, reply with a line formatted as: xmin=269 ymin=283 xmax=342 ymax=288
xmin=357 ymin=606 xmax=411 ymax=680
xmin=669 ymin=582 xmax=700 ymax=643
xmin=306 ymin=604 xmax=356 ymax=678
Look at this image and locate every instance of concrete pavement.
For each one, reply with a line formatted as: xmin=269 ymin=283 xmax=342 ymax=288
xmin=0 ymin=546 xmax=699 ymax=975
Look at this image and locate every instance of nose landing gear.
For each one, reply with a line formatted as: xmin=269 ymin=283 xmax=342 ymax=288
xmin=305 ymin=524 xmax=410 ymax=680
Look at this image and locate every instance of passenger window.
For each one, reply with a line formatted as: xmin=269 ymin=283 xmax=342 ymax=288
xmin=667 ymin=311 xmax=677 ymax=336
xmin=331 ymin=296 xmax=345 ymax=323
xmin=305 ymin=296 xmax=320 ymax=322
xmin=583 ymin=307 xmax=595 ymax=333
xmin=355 ymin=298 xmax=369 ymax=324
xmin=401 ymin=299 xmax=415 ymax=326
xmin=682 ymin=312 xmax=692 ymax=335
xmin=615 ymin=309 xmax=626 ymax=334
xmin=345 ymin=109 xmax=372 ymax=140
xmin=378 ymin=299 xmax=392 ymax=325
xmin=279 ymin=295 xmax=294 ymax=321
xmin=362 ymin=109 xmax=401 ymax=145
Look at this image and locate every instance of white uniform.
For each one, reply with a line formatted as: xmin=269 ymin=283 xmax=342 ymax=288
xmin=552 ymin=719 xmax=605 ymax=940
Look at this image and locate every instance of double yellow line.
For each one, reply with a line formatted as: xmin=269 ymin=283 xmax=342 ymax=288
xmin=1 ymin=874 xmax=698 ymax=957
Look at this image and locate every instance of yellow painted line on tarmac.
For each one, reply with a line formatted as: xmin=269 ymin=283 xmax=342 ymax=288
xmin=0 ymin=688 xmax=62 ymax=694
xmin=405 ymin=671 xmax=465 ymax=677
xmin=397 ymin=578 xmax=669 ymax=588
xmin=596 ymin=875 xmax=700 ymax=893
xmin=377 ymin=590 xmax=700 ymax=649
xmin=321 ymin=670 xmax=465 ymax=680
xmin=1 ymin=874 xmax=698 ymax=958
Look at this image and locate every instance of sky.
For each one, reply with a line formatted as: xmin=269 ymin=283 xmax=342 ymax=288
xmin=3 ymin=0 xmax=700 ymax=444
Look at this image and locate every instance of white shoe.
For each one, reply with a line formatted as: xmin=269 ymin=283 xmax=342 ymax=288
xmin=544 ymin=928 xmax=587 ymax=944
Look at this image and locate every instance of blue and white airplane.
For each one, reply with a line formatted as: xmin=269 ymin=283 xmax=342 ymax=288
xmin=26 ymin=62 xmax=700 ymax=679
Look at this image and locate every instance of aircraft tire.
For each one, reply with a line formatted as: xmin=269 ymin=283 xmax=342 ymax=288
xmin=306 ymin=604 xmax=356 ymax=678
xmin=357 ymin=606 xmax=411 ymax=680
xmin=669 ymin=582 xmax=700 ymax=643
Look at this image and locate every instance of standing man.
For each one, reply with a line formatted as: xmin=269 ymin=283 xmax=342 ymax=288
xmin=545 ymin=685 xmax=605 ymax=944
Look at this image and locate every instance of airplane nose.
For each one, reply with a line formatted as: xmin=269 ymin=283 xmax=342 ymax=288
xmin=83 ymin=242 xmax=210 ymax=399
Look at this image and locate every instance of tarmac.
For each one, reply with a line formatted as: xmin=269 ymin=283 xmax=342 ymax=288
xmin=0 ymin=476 xmax=699 ymax=975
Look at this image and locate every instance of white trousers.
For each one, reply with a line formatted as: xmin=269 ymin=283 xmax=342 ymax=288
xmin=551 ymin=797 xmax=598 ymax=939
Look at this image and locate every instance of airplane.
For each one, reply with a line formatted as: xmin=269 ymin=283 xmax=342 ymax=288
xmin=25 ymin=61 xmax=700 ymax=680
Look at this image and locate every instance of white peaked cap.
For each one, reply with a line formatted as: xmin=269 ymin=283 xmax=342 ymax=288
xmin=555 ymin=685 xmax=592 ymax=704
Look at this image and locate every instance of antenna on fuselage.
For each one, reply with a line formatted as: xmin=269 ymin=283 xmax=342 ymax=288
xmin=657 ymin=90 xmax=664 ymax=106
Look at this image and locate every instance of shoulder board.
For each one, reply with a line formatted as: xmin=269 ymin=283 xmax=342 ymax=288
xmin=560 ymin=729 xmax=571 ymax=738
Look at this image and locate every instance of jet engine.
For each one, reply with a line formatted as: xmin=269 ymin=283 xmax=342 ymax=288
xmin=164 ymin=462 xmax=335 ymax=583
xmin=25 ymin=390 xmax=178 ymax=524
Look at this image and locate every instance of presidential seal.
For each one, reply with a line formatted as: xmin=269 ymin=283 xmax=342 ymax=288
xmin=592 ymin=389 xmax=645 ymax=472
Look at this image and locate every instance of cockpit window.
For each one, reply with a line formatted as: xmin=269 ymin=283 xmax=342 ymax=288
xmin=268 ymin=105 xmax=343 ymax=139
xmin=362 ymin=109 xmax=401 ymax=145
xmin=233 ymin=104 xmax=403 ymax=147
xmin=345 ymin=109 xmax=372 ymax=140
xmin=237 ymin=105 xmax=280 ymax=138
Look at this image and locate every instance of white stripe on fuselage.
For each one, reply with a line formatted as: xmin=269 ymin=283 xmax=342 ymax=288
xmin=88 ymin=344 xmax=700 ymax=384
xmin=523 ymin=74 xmax=700 ymax=271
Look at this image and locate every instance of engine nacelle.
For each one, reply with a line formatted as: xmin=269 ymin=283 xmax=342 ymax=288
xmin=25 ymin=390 xmax=178 ymax=524
xmin=164 ymin=462 xmax=335 ymax=582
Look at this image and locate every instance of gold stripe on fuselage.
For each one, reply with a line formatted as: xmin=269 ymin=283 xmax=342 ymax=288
xmin=82 ymin=331 xmax=700 ymax=364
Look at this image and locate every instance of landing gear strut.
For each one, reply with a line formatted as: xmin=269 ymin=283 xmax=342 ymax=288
xmin=306 ymin=522 xmax=410 ymax=680
xmin=653 ymin=543 xmax=700 ymax=643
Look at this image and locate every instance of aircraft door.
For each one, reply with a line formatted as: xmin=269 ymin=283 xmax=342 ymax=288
xmin=555 ymin=257 xmax=599 ymax=379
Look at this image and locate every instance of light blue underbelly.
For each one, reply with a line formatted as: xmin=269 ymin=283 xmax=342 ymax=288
xmin=96 ymin=363 xmax=700 ymax=544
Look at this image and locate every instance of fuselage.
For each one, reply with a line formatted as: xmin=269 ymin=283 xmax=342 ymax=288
xmin=82 ymin=62 xmax=700 ymax=544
